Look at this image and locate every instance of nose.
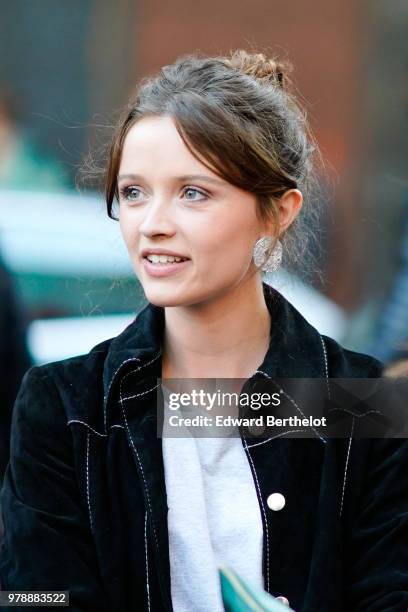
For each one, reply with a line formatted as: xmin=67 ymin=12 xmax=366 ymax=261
xmin=138 ymin=195 xmax=176 ymax=239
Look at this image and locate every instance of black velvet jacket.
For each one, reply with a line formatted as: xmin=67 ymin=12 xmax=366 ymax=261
xmin=0 ymin=284 xmax=407 ymax=611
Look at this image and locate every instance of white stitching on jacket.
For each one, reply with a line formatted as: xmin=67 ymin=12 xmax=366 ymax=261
xmin=319 ymin=334 xmax=329 ymax=381
xmin=340 ymin=416 xmax=355 ymax=517
xmin=67 ymin=420 xmax=107 ymax=437
xmin=247 ymin=429 xmax=308 ymax=448
xmin=277 ymin=387 xmax=326 ymax=443
xmin=86 ymin=432 xmax=93 ymax=532
xmin=119 ymin=367 xmax=161 ymax=561
xmin=248 ymin=372 xmax=326 ymax=444
xmin=120 ymin=383 xmax=160 ymax=403
xmin=120 ymin=353 xmax=162 ymax=387
xmin=144 ymin=511 xmax=151 ymax=612
xmin=104 ymin=357 xmax=141 ymax=432
xmin=319 ymin=335 xmax=330 ymax=395
xmin=67 ymin=420 xmax=129 ymax=434
xmin=243 ymin=437 xmax=270 ymax=593
xmin=328 ymin=407 xmax=381 ymax=418
xmin=103 ymin=351 xmax=162 ymax=432
xmin=319 ymin=333 xmax=357 ymax=516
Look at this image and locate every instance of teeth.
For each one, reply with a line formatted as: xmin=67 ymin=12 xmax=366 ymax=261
xmin=146 ymin=254 xmax=186 ymax=264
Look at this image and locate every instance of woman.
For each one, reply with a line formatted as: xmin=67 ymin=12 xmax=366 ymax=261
xmin=0 ymin=50 xmax=407 ymax=612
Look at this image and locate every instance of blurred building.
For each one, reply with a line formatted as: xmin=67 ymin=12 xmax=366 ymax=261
xmin=0 ymin=1 xmax=407 ymax=346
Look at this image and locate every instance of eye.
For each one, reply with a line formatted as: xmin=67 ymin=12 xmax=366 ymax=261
xmin=119 ymin=185 xmax=144 ymax=202
xmin=182 ymin=186 xmax=208 ymax=202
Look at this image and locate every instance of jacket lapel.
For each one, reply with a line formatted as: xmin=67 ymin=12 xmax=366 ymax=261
xmin=240 ymin=285 xmax=329 ymax=595
xmin=117 ymin=357 xmax=173 ymax=611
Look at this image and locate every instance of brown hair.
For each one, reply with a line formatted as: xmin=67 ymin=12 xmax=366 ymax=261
xmin=103 ymin=49 xmax=322 ymax=276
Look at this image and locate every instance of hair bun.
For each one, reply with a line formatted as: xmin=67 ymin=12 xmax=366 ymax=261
xmin=227 ymin=49 xmax=292 ymax=89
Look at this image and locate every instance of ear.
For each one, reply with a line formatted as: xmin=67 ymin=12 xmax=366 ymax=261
xmin=278 ymin=189 xmax=303 ymax=233
xmin=263 ymin=189 xmax=303 ymax=235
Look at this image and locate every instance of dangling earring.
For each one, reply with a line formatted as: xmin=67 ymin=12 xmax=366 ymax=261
xmin=253 ymin=236 xmax=282 ymax=273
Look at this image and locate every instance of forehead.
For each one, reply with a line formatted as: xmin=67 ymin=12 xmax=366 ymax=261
xmin=119 ymin=115 xmax=208 ymax=176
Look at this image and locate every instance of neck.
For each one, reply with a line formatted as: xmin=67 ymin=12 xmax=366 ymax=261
xmin=162 ymin=277 xmax=271 ymax=379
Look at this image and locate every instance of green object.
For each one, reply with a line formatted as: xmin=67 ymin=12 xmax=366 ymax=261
xmin=219 ymin=566 xmax=293 ymax=612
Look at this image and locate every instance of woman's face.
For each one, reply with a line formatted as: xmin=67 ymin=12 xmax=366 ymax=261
xmin=118 ymin=115 xmax=267 ymax=307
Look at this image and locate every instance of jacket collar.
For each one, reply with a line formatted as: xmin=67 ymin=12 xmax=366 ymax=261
xmin=256 ymin=282 xmax=327 ymax=379
xmin=102 ymin=300 xmax=164 ymax=401
xmin=102 ymin=282 xmax=328 ymax=401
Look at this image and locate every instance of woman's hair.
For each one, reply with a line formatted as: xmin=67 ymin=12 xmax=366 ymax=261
xmin=101 ymin=49 xmax=323 ymax=278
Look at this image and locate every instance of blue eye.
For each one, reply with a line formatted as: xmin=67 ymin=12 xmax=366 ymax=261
xmin=182 ymin=187 xmax=207 ymax=202
xmin=120 ymin=186 xmax=143 ymax=202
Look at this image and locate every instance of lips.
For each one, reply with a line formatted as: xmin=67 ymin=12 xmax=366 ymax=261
xmin=140 ymin=248 xmax=190 ymax=264
xmin=142 ymin=254 xmax=191 ymax=278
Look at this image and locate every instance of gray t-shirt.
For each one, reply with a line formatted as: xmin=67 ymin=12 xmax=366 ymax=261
xmin=162 ymin=389 xmax=263 ymax=612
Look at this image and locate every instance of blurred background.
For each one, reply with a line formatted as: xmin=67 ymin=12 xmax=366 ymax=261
xmin=1 ymin=1 xmax=408 ymax=475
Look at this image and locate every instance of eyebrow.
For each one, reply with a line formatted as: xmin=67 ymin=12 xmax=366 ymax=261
xmin=117 ymin=173 xmax=225 ymax=186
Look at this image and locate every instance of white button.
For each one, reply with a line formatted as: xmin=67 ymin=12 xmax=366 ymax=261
xmin=267 ymin=492 xmax=285 ymax=511
xmin=276 ymin=595 xmax=290 ymax=606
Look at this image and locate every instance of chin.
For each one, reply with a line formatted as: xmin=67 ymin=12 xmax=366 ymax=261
xmin=143 ymin=279 xmax=217 ymax=308
xmin=142 ymin=283 xmax=189 ymax=308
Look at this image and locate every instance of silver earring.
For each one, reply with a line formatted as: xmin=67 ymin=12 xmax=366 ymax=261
xmin=253 ymin=237 xmax=282 ymax=273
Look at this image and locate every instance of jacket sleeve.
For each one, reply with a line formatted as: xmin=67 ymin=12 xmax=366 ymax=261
xmin=345 ymin=438 xmax=408 ymax=611
xmin=0 ymin=367 xmax=109 ymax=612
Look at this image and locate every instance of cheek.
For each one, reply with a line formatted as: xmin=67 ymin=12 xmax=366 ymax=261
xmin=191 ymin=211 xmax=257 ymax=268
xmin=119 ymin=211 xmax=139 ymax=252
